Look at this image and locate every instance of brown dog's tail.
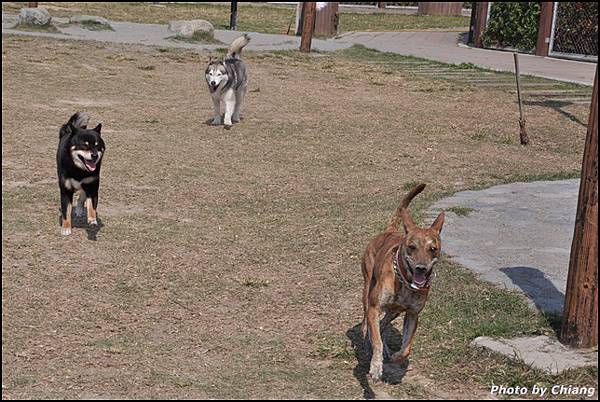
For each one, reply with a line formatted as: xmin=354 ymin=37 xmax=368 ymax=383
xmin=385 ymin=183 xmax=426 ymax=231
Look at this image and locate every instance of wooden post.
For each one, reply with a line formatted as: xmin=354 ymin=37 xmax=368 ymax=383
xmin=300 ymin=2 xmax=316 ymax=53
xmin=28 ymin=2 xmax=38 ymax=7
xmin=472 ymin=2 xmax=489 ymax=48
xmin=536 ymin=2 xmax=554 ymax=57
xmin=229 ymin=1 xmax=238 ymax=31
xmin=418 ymin=2 xmax=463 ymax=16
xmin=513 ymin=53 xmax=529 ymax=145
xmin=561 ymin=67 xmax=598 ymax=349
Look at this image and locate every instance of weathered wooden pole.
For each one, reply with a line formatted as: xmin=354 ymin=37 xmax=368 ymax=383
xmin=513 ymin=53 xmax=529 ymax=145
xmin=472 ymin=2 xmax=489 ymax=48
xmin=230 ymin=1 xmax=238 ymax=31
xmin=561 ymin=67 xmax=598 ymax=348
xmin=300 ymin=2 xmax=316 ymax=53
xmin=536 ymin=2 xmax=554 ymax=57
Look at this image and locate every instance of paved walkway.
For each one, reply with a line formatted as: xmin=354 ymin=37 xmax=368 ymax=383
xmin=428 ymin=180 xmax=579 ymax=314
xmin=3 ymin=14 xmax=596 ymax=85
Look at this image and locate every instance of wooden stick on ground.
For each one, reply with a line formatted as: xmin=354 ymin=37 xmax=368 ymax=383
xmin=513 ymin=52 xmax=529 ymax=145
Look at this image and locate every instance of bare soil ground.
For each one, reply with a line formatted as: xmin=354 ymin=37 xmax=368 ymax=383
xmin=2 ymin=35 xmax=596 ymax=399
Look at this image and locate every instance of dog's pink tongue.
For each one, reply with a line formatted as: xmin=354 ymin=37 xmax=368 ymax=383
xmin=413 ymin=272 xmax=427 ymax=286
xmin=85 ymin=160 xmax=97 ymax=172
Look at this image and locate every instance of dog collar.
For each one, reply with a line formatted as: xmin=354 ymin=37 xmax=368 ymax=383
xmin=393 ymin=248 xmax=433 ymax=294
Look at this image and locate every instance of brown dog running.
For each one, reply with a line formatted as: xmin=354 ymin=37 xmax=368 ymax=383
xmin=361 ymin=183 xmax=444 ymax=382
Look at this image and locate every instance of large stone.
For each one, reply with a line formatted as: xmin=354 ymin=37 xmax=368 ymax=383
xmin=168 ymin=19 xmax=214 ymax=39
xmin=471 ymin=335 xmax=598 ymax=374
xmin=69 ymin=15 xmax=111 ymax=28
xmin=18 ymin=7 xmax=52 ymax=26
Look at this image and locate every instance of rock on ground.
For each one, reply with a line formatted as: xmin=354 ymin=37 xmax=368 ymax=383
xmin=69 ymin=15 xmax=111 ymax=28
xmin=168 ymin=19 xmax=214 ymax=38
xmin=18 ymin=7 xmax=51 ymax=26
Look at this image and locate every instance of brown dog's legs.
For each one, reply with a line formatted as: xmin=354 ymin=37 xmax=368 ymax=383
xmin=367 ymin=307 xmax=384 ymax=381
xmin=392 ymin=312 xmax=419 ymax=363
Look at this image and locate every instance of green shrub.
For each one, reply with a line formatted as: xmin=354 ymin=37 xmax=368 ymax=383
xmin=481 ymin=2 xmax=541 ymax=52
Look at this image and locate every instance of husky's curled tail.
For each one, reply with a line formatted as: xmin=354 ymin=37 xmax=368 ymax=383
xmin=226 ymin=34 xmax=250 ymax=60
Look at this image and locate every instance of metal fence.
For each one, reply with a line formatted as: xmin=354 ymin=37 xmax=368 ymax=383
xmin=549 ymin=2 xmax=598 ymax=62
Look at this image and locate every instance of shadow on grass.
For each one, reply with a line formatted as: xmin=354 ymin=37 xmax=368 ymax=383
xmin=346 ymin=322 xmax=408 ymax=399
xmin=72 ymin=206 xmax=105 ymax=241
xmin=523 ymin=99 xmax=588 ymax=127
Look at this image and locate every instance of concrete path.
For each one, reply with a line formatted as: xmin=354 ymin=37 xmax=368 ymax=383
xmin=1 ymin=14 xmax=350 ymax=53
xmin=428 ymin=180 xmax=580 ymax=314
xmin=339 ymin=31 xmax=597 ymax=85
xmin=3 ymin=13 xmax=596 ymax=85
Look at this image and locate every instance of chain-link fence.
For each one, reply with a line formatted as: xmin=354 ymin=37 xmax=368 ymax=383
xmin=550 ymin=2 xmax=598 ymax=61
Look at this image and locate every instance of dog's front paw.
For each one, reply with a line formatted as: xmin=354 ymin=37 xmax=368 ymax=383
xmin=88 ymin=219 xmax=98 ymax=227
xmin=61 ymin=227 xmax=72 ymax=236
xmin=211 ymin=117 xmax=222 ymax=125
xmin=369 ymin=360 xmax=383 ymax=383
xmin=224 ymin=124 xmax=232 ymax=130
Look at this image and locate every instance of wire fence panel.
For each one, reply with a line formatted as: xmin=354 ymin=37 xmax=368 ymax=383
xmin=550 ymin=2 xmax=598 ymax=62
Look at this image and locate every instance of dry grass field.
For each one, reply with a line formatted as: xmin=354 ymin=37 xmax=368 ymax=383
xmin=2 ymin=32 xmax=596 ymax=399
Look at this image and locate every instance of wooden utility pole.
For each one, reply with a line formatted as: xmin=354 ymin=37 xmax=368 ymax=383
xmin=300 ymin=2 xmax=316 ymax=53
xmin=472 ymin=2 xmax=489 ymax=47
xmin=561 ymin=67 xmax=598 ymax=348
xmin=230 ymin=1 xmax=237 ymax=31
xmin=536 ymin=2 xmax=554 ymax=57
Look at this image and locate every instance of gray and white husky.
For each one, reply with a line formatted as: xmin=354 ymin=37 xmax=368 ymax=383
xmin=205 ymin=34 xmax=250 ymax=128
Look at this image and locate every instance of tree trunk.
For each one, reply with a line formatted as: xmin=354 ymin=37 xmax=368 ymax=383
xmin=561 ymin=68 xmax=598 ymax=348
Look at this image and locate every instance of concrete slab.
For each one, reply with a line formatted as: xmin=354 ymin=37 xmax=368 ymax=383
xmin=472 ymin=335 xmax=598 ymax=374
xmin=428 ymin=180 xmax=580 ymax=314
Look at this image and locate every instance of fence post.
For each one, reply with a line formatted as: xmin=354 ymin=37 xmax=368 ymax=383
xmin=536 ymin=2 xmax=554 ymax=57
xmin=472 ymin=2 xmax=489 ymax=47
xmin=300 ymin=2 xmax=316 ymax=53
xmin=229 ymin=1 xmax=238 ymax=31
xmin=561 ymin=67 xmax=598 ymax=349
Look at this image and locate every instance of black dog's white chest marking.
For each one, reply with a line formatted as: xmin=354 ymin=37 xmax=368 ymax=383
xmin=64 ymin=176 xmax=97 ymax=191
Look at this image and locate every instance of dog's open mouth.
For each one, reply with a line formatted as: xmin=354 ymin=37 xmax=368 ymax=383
xmin=208 ymin=84 xmax=219 ymax=93
xmin=411 ymin=271 xmax=429 ymax=288
xmin=79 ymin=156 xmax=97 ymax=172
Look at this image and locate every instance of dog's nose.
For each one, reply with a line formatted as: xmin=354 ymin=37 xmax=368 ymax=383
xmin=210 ymin=81 xmax=216 ymax=86
xmin=415 ymin=265 xmax=428 ymax=272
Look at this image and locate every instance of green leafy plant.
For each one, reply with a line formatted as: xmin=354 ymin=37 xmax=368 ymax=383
xmin=481 ymin=2 xmax=541 ymax=52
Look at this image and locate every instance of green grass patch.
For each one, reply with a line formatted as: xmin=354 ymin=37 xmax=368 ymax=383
xmin=169 ymin=31 xmax=223 ymax=45
xmin=447 ymin=206 xmax=475 ymax=217
xmin=13 ymin=22 xmax=62 ymax=34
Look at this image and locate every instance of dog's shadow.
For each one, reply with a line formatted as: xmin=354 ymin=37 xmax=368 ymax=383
xmin=71 ymin=206 xmax=104 ymax=241
xmin=346 ymin=322 xmax=408 ymax=399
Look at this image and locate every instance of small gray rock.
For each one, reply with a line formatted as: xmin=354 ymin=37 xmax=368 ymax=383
xmin=2 ymin=14 xmax=19 ymax=29
xmin=18 ymin=7 xmax=52 ymax=26
xmin=69 ymin=15 xmax=111 ymax=28
xmin=168 ymin=19 xmax=214 ymax=39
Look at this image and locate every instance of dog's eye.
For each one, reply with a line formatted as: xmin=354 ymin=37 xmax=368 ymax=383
xmin=408 ymin=245 xmax=417 ymax=252
xmin=431 ymin=247 xmax=438 ymax=253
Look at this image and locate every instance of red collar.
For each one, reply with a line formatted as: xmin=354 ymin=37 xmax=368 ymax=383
xmin=393 ymin=247 xmax=433 ymax=294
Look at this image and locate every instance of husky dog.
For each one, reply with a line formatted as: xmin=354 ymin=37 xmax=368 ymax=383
xmin=205 ymin=34 xmax=250 ymax=128
xmin=56 ymin=112 xmax=105 ymax=236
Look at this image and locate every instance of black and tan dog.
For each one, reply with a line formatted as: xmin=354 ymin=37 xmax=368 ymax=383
xmin=361 ymin=183 xmax=444 ymax=382
xmin=56 ymin=112 xmax=105 ymax=236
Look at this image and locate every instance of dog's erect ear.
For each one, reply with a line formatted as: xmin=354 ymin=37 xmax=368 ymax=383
xmin=400 ymin=208 xmax=416 ymax=233
xmin=93 ymin=123 xmax=102 ymax=134
xmin=430 ymin=210 xmax=445 ymax=235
